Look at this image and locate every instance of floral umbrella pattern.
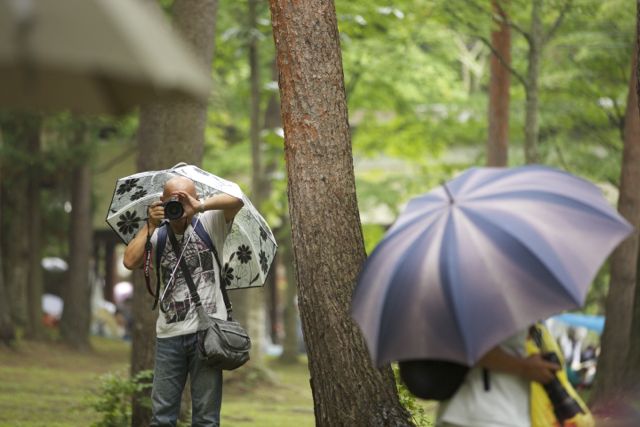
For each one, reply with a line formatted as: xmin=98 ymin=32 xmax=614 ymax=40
xmin=106 ymin=164 xmax=277 ymax=290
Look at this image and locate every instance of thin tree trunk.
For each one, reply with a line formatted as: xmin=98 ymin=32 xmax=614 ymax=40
xmin=486 ymin=0 xmax=511 ymax=167
xmin=60 ymin=124 xmax=93 ymax=351
xmin=131 ymin=1 xmax=218 ymax=425
xmin=524 ymin=0 xmax=542 ymax=164
xmin=279 ymin=223 xmax=299 ymax=364
xmin=130 ymin=270 xmax=157 ymax=427
xmin=233 ymin=0 xmax=266 ymax=365
xmin=0 ymin=129 xmax=15 ymax=346
xmin=268 ymin=1 xmax=412 ymax=424
xmin=25 ymin=118 xmax=44 ymax=340
xmin=2 ymin=116 xmax=33 ymax=330
xmin=593 ymin=22 xmax=640 ymax=407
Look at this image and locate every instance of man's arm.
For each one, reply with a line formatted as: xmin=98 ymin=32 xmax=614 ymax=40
xmin=175 ymin=191 xmax=244 ymax=223
xmin=478 ymin=346 xmax=560 ymax=384
xmin=123 ymin=201 xmax=163 ymax=270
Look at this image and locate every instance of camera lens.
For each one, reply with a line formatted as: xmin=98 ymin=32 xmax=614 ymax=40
xmin=164 ymin=199 xmax=184 ymax=220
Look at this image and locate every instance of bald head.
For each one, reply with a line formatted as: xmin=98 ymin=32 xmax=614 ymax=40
xmin=163 ymin=176 xmax=197 ymax=200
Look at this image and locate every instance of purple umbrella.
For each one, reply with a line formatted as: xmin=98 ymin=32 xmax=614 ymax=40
xmin=351 ymin=165 xmax=633 ymax=367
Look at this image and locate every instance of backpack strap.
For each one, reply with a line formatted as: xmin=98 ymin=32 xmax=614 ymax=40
xmin=153 ymin=224 xmax=168 ymax=311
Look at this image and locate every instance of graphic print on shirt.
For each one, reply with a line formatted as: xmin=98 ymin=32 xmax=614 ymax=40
xmin=160 ymin=234 xmax=218 ymax=324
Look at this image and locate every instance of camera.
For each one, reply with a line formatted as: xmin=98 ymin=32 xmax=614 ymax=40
xmin=163 ymin=197 xmax=184 ymax=220
xmin=540 ymin=352 xmax=583 ymax=422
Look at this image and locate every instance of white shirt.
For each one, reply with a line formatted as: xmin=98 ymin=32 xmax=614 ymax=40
xmin=151 ymin=210 xmax=230 ymax=338
xmin=437 ymin=330 xmax=531 ymax=427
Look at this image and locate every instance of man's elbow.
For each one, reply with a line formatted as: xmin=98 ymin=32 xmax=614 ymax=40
xmin=122 ymin=256 xmax=140 ymax=271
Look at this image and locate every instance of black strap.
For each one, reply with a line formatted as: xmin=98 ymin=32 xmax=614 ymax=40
xmin=164 ymin=219 xmax=233 ymax=321
xmin=143 ymin=220 xmax=160 ymax=310
xmin=483 ymin=368 xmax=491 ymax=391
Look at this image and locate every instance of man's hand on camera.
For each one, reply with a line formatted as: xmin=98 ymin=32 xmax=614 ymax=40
xmin=172 ymin=191 xmax=200 ymax=217
xmin=148 ymin=201 xmax=164 ymax=228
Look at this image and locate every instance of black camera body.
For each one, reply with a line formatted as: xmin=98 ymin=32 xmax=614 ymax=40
xmin=540 ymin=352 xmax=583 ymax=422
xmin=163 ymin=197 xmax=184 ymax=220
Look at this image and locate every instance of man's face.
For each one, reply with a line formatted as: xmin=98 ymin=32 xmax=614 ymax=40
xmin=161 ymin=176 xmax=198 ymax=221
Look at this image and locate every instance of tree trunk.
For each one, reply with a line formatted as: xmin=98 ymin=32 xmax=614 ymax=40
xmin=0 ymin=129 xmax=16 ymax=346
xmin=130 ymin=270 xmax=157 ymax=427
xmin=1 ymin=116 xmax=34 ymax=330
xmin=592 ymin=22 xmax=640 ymax=407
xmin=60 ymin=124 xmax=93 ymax=351
xmin=25 ymin=118 xmax=44 ymax=340
xmin=524 ymin=0 xmax=542 ymax=164
xmin=268 ymin=1 xmax=412 ymax=424
xmin=131 ymin=1 xmax=218 ymax=425
xmin=486 ymin=0 xmax=511 ymax=167
xmin=233 ymin=0 xmax=267 ymax=365
xmin=279 ymin=223 xmax=300 ymax=364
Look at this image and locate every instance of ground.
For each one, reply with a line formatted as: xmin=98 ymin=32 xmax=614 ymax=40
xmin=0 ymin=337 xmax=317 ymax=426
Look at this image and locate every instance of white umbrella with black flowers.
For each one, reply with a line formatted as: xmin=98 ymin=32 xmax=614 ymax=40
xmin=106 ymin=164 xmax=277 ymax=290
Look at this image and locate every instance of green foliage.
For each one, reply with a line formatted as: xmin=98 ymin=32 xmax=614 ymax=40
xmin=393 ymin=364 xmax=434 ymax=427
xmin=85 ymin=370 xmax=153 ymax=427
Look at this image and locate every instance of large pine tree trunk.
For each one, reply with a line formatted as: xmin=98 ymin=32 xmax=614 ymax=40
xmin=592 ymin=24 xmax=640 ymax=407
xmin=524 ymin=0 xmax=542 ymax=164
xmin=131 ymin=1 xmax=218 ymax=425
xmin=60 ymin=125 xmax=93 ymax=351
xmin=486 ymin=0 xmax=511 ymax=167
xmin=268 ymin=1 xmax=412 ymax=424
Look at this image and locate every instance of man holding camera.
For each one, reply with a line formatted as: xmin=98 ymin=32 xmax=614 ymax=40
xmin=123 ymin=175 xmax=243 ymax=427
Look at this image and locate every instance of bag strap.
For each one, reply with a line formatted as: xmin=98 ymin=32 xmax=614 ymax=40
xmin=191 ymin=216 xmax=234 ymax=321
xmin=166 ymin=224 xmax=204 ymax=308
xmin=162 ymin=216 xmax=233 ymax=321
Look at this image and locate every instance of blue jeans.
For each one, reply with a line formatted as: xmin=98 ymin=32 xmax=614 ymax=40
xmin=151 ymin=332 xmax=223 ymax=427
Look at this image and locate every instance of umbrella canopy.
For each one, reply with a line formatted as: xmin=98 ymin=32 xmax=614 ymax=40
xmin=106 ymin=164 xmax=277 ymax=290
xmin=0 ymin=0 xmax=210 ymax=115
xmin=351 ymin=165 xmax=633 ymax=367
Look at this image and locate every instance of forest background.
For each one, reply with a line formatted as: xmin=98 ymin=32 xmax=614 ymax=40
xmin=0 ymin=0 xmax=639 ymax=425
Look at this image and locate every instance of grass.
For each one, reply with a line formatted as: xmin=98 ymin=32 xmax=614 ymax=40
xmin=0 ymin=337 xmax=318 ymax=427
xmin=0 ymin=338 xmax=130 ymax=427
xmin=0 ymin=337 xmax=439 ymax=427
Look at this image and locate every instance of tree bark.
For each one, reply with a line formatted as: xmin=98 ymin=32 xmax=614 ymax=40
xmin=131 ymin=1 xmax=218 ymax=425
xmin=592 ymin=19 xmax=640 ymax=407
xmin=60 ymin=124 xmax=93 ymax=351
xmin=486 ymin=0 xmax=511 ymax=167
xmin=524 ymin=0 xmax=542 ymax=164
xmin=268 ymin=1 xmax=412 ymax=424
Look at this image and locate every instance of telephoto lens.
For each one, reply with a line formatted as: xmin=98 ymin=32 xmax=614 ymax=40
xmin=163 ymin=197 xmax=184 ymax=220
xmin=540 ymin=352 xmax=583 ymax=422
